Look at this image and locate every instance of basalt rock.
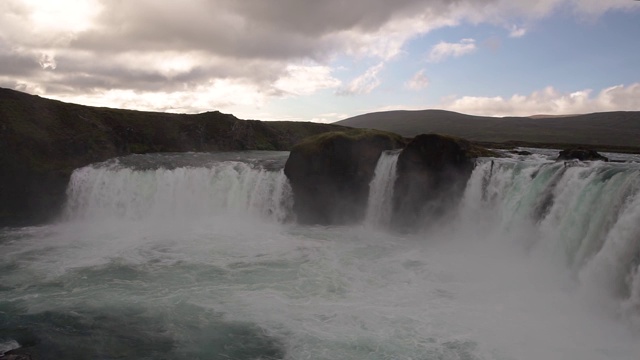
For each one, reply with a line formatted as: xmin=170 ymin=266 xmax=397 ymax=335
xmin=511 ymin=150 xmax=533 ymax=156
xmin=392 ymin=133 xmax=494 ymax=229
xmin=0 ymin=349 xmax=32 ymax=360
xmin=556 ymin=148 xmax=609 ymax=162
xmin=284 ymin=129 xmax=406 ymax=225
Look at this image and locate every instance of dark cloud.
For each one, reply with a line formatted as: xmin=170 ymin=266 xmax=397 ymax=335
xmin=0 ymin=52 xmax=40 ymax=77
xmin=0 ymin=0 xmax=491 ymax=100
xmin=70 ymin=0 xmax=473 ymax=59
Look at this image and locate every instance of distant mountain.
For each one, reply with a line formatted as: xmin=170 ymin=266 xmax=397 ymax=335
xmin=336 ymin=109 xmax=640 ymax=148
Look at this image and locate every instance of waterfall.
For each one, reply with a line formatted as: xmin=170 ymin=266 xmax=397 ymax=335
xmin=63 ymin=155 xmax=293 ymax=223
xmin=5 ymin=151 xmax=640 ymax=358
xmin=364 ymin=150 xmax=401 ymax=227
xmin=62 ymin=151 xmax=640 ymax=320
xmin=460 ymin=158 xmax=640 ymax=322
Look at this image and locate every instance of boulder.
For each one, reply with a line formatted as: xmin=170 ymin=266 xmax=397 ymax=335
xmin=284 ymin=129 xmax=405 ymax=224
xmin=511 ymin=150 xmax=532 ymax=156
xmin=0 ymin=350 xmax=32 ymax=360
xmin=556 ymin=148 xmax=608 ymax=161
xmin=392 ymin=134 xmax=493 ymax=229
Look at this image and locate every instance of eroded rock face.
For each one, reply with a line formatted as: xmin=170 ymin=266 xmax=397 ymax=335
xmin=392 ymin=134 xmax=487 ymax=230
xmin=284 ymin=129 xmax=405 ymax=225
xmin=556 ymin=148 xmax=609 ymax=162
xmin=0 ymin=87 xmax=347 ymax=226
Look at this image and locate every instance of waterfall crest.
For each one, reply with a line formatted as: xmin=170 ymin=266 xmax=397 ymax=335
xmin=364 ymin=150 xmax=400 ymax=227
xmin=64 ymin=155 xmax=293 ymax=223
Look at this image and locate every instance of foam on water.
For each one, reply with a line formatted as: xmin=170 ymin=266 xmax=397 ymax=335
xmin=1 ymin=151 xmax=640 ymax=359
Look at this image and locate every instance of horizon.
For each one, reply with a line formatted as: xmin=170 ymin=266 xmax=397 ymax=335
xmin=8 ymin=87 xmax=616 ymax=124
xmin=1 ymin=1 xmax=639 ymax=122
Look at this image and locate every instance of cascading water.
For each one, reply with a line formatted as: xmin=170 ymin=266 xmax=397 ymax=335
xmin=459 ymin=158 xmax=640 ymax=326
xmin=364 ymin=149 xmax=400 ymax=227
xmin=63 ymin=152 xmax=293 ymax=224
xmin=2 ymin=150 xmax=640 ymax=360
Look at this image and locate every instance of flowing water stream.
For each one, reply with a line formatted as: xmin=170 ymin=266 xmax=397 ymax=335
xmin=1 ymin=150 xmax=640 ymax=359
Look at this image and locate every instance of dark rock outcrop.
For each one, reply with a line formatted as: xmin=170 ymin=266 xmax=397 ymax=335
xmin=556 ymin=148 xmax=609 ymax=162
xmin=392 ymin=134 xmax=494 ymax=229
xmin=0 ymin=349 xmax=32 ymax=360
xmin=284 ymin=129 xmax=405 ymax=225
xmin=511 ymin=150 xmax=532 ymax=156
xmin=0 ymin=87 xmax=347 ymax=226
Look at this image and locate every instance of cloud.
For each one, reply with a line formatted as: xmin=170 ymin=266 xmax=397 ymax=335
xmin=337 ymin=62 xmax=384 ymax=96
xmin=38 ymin=53 xmax=57 ymax=70
xmin=508 ymin=25 xmax=527 ymax=38
xmin=45 ymin=79 xmax=273 ymax=114
xmin=2 ymin=0 xmax=464 ymax=114
xmin=310 ymin=112 xmax=351 ymax=123
xmin=439 ymin=83 xmax=640 ymax=116
xmin=405 ymin=69 xmax=429 ymax=90
xmin=273 ymin=65 xmax=341 ymax=96
xmin=428 ymin=39 xmax=477 ymax=62
xmin=0 ymin=0 xmax=637 ymax=116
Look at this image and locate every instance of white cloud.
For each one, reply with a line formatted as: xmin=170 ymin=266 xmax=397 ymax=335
xmin=428 ymin=39 xmax=477 ymax=62
xmin=0 ymin=0 xmax=102 ymax=47
xmin=336 ymin=13 xmax=461 ymax=60
xmin=273 ymin=64 xmax=341 ymax=96
xmin=38 ymin=52 xmax=56 ymax=70
xmin=439 ymin=83 xmax=640 ymax=116
xmin=47 ymin=79 xmax=272 ymax=114
xmin=310 ymin=112 xmax=351 ymax=123
xmin=337 ymin=62 xmax=384 ymax=96
xmin=508 ymin=25 xmax=527 ymax=38
xmin=405 ymin=69 xmax=429 ymax=91
xmin=21 ymin=0 xmax=102 ymax=33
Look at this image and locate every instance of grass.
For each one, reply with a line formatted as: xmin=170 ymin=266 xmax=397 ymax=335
xmin=292 ymin=128 xmax=406 ymax=155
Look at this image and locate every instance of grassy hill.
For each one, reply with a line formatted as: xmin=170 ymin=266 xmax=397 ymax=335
xmin=0 ymin=88 xmax=347 ymax=226
xmin=337 ymin=109 xmax=640 ymax=151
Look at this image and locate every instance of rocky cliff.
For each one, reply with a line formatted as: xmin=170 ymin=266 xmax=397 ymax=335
xmin=284 ymin=130 xmax=497 ymax=227
xmin=284 ymin=129 xmax=406 ymax=224
xmin=556 ymin=148 xmax=609 ymax=161
xmin=0 ymin=88 xmax=346 ymax=226
xmin=392 ymin=134 xmax=496 ymax=230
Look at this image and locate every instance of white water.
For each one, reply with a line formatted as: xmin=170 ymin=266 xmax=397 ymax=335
xmin=1 ymin=151 xmax=640 ymax=359
xmin=365 ymin=150 xmax=400 ymax=228
xmin=64 ymin=154 xmax=293 ymax=224
xmin=461 ymin=159 xmax=640 ymax=326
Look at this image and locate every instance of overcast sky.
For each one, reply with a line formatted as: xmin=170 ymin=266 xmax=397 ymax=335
xmin=1 ymin=0 xmax=639 ymax=121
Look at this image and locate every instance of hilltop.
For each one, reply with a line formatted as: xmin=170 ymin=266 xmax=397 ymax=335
xmin=337 ymin=109 xmax=640 ymax=151
xmin=0 ymin=88 xmax=347 ymax=225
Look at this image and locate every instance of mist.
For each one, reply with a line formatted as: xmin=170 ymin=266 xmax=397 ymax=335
xmin=1 ymin=151 xmax=639 ymax=359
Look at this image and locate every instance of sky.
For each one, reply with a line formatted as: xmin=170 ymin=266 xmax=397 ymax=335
xmin=1 ymin=0 xmax=639 ymax=122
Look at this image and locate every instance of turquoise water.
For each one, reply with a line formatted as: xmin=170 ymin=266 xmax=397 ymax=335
xmin=1 ymin=151 xmax=640 ymax=359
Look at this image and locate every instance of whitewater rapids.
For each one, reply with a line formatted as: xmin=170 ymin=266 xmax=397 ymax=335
xmin=1 ymin=150 xmax=639 ymax=360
